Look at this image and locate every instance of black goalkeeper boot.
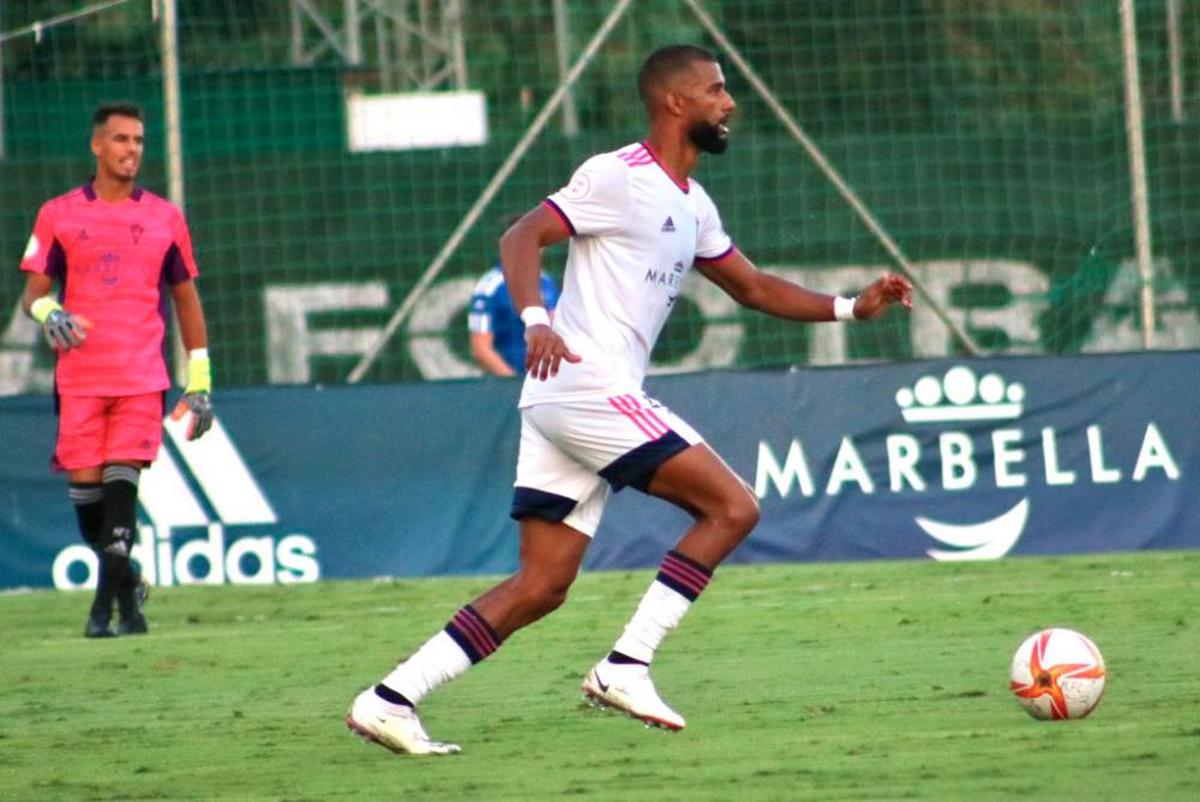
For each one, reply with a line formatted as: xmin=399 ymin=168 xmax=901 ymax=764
xmin=86 ymin=543 xmax=127 ymax=638
xmin=84 ymin=614 xmax=115 ymax=638
xmin=116 ymin=572 xmax=150 ymax=635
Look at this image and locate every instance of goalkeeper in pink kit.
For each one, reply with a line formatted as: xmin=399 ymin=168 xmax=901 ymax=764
xmin=18 ymin=102 xmax=214 ymax=638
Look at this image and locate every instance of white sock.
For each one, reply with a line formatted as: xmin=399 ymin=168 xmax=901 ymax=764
xmin=611 ymin=580 xmax=694 ymax=665
xmin=379 ymin=631 xmax=472 ymax=706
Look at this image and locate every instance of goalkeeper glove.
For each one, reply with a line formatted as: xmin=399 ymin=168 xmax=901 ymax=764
xmin=171 ymin=348 xmax=213 ymax=440
xmin=31 ymin=296 xmax=89 ymax=350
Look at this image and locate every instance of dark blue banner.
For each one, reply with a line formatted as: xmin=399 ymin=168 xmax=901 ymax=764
xmin=1 ymin=352 xmax=1196 ymax=590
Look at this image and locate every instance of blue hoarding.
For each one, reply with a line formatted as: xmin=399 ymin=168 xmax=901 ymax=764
xmin=1 ymin=352 xmax=1196 ymax=590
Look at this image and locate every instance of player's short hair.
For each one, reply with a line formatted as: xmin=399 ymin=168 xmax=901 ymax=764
xmin=92 ymin=102 xmax=145 ymax=129
xmin=638 ymin=45 xmax=719 ymax=108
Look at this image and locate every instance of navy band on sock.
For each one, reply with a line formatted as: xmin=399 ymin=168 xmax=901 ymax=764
xmin=444 ymin=604 xmax=503 ymax=664
xmin=373 ymin=683 xmax=414 ymax=708
xmin=607 ymin=650 xmax=649 ymax=666
xmin=656 ymin=550 xmax=713 ymax=602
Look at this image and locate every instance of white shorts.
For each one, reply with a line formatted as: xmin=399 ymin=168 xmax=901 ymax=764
xmin=511 ymin=392 xmax=704 ymax=537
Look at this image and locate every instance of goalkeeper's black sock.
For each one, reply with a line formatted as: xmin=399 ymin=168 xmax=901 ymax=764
xmin=102 ymin=464 xmax=139 ymax=528
xmin=72 ymin=481 xmax=114 ymax=629
xmin=100 ymin=465 xmax=141 ymax=624
xmin=69 ymin=482 xmax=104 ymax=547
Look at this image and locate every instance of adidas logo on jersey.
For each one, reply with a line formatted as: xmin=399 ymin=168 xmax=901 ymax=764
xmin=661 ymin=216 xmax=676 ymax=233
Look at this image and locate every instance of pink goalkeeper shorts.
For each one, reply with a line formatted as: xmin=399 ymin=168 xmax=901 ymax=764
xmin=54 ymin=392 xmax=165 ymax=471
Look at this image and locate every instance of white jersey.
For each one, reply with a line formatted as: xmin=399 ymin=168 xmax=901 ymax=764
xmin=518 ymin=141 xmax=733 ymax=407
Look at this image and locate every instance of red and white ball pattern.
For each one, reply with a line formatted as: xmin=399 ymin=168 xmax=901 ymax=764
xmin=1010 ymin=628 xmax=1106 ymax=720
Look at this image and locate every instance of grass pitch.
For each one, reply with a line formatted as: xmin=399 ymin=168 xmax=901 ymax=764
xmin=0 ymin=550 xmax=1197 ymax=801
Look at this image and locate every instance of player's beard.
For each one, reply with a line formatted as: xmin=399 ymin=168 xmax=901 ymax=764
xmin=102 ymin=156 xmax=138 ymax=183
xmin=688 ymin=120 xmax=728 ymax=155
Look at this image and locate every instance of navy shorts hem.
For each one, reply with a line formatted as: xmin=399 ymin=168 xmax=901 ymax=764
xmin=598 ymin=430 xmax=691 ymax=492
xmin=510 ymin=486 xmax=577 ymax=522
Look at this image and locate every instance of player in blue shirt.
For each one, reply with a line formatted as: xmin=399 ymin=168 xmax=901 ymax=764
xmin=468 ymin=264 xmax=560 ymax=376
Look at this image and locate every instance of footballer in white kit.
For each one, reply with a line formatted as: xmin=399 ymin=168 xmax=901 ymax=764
xmin=347 ymin=44 xmax=913 ymax=755
xmin=512 ymin=140 xmax=733 ymax=536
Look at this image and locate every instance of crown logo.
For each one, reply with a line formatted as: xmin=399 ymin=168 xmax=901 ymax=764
xmin=896 ymin=365 xmax=1024 ymax=423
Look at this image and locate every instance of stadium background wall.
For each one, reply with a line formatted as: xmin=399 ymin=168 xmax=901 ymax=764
xmin=3 ymin=1 xmax=1200 ymax=389
xmin=0 ymin=352 xmax=1195 ymax=590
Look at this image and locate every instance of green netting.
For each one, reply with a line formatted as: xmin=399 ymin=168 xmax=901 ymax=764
xmin=3 ymin=0 xmax=1200 ymax=393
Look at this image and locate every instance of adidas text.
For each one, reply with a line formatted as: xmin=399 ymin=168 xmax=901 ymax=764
xmin=52 ymin=524 xmax=320 ymax=590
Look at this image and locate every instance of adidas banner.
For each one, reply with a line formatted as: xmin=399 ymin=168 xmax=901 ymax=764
xmin=0 ymin=352 xmax=1196 ymax=590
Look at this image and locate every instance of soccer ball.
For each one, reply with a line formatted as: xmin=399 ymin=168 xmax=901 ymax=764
xmin=1009 ymin=628 xmax=1106 ymax=720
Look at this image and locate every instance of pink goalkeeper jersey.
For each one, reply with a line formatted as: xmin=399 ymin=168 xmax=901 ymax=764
xmin=19 ymin=184 xmax=199 ymax=396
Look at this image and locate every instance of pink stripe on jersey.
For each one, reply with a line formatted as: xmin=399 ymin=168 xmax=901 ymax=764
xmin=617 ymin=147 xmax=656 ymax=167
xmin=609 ymin=394 xmax=668 ymax=440
xmin=617 ymin=145 xmax=648 ymax=163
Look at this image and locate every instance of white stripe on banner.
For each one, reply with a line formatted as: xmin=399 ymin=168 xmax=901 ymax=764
xmin=139 ymin=446 xmax=210 ymax=527
xmin=164 ymin=414 xmax=278 ymax=525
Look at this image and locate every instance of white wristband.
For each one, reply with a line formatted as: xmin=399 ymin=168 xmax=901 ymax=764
xmin=520 ymin=306 xmax=551 ymax=328
xmin=833 ymin=296 xmax=858 ymax=322
xmin=188 ymin=347 xmax=209 ymax=360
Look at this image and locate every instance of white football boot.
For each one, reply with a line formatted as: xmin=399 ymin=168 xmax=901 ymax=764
xmin=582 ymin=661 xmax=686 ymax=731
xmin=346 ymin=689 xmax=461 ymax=755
